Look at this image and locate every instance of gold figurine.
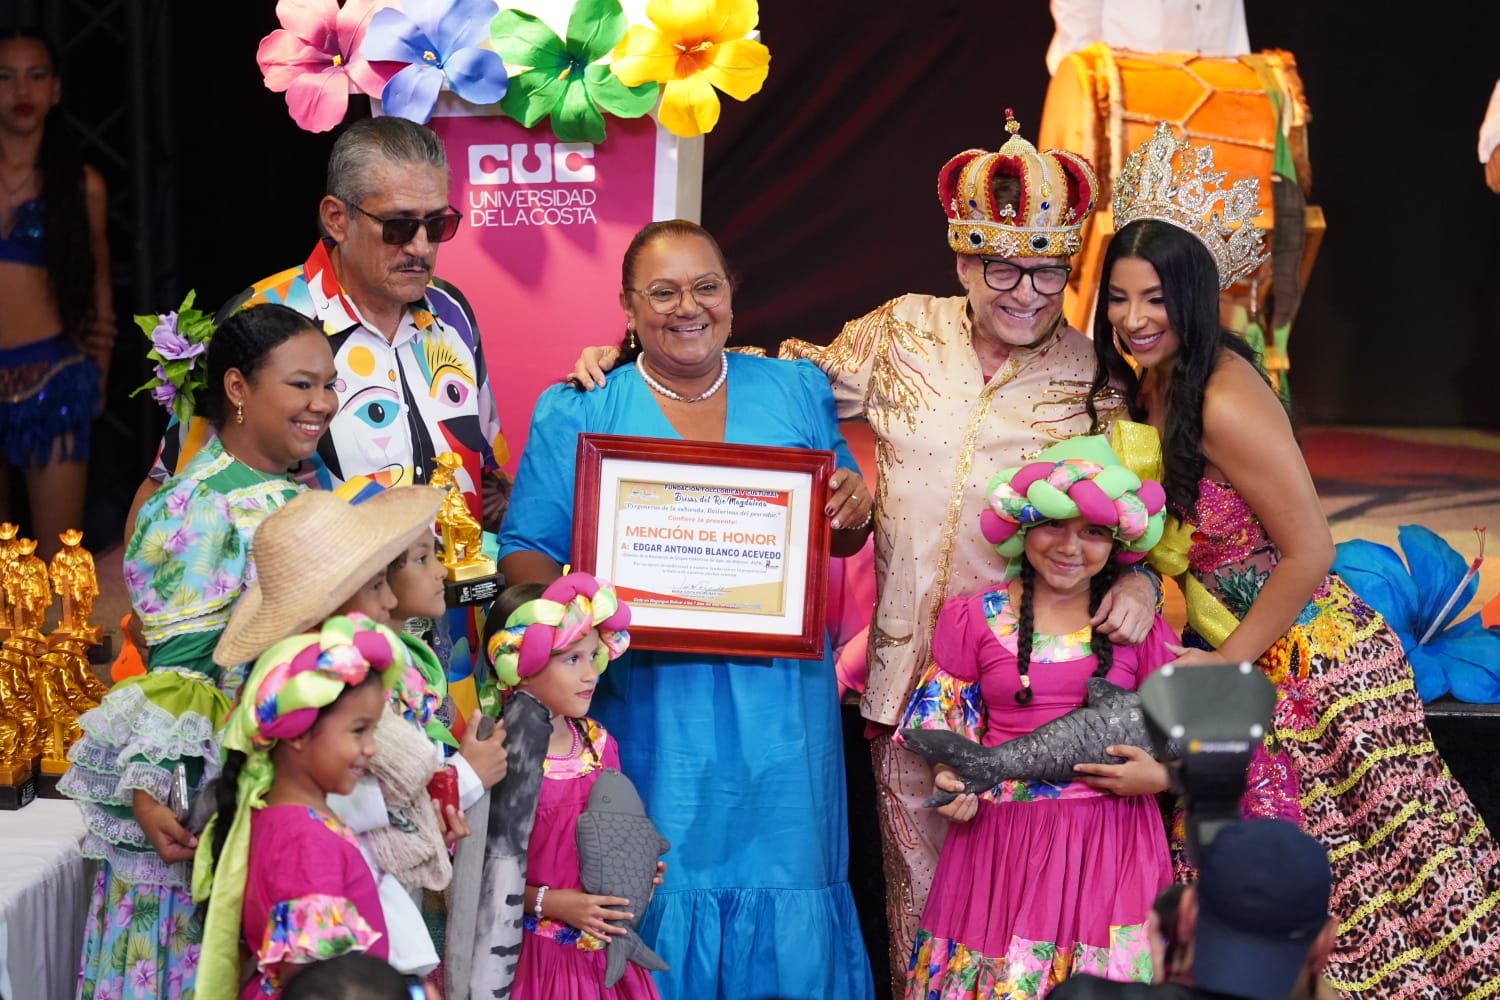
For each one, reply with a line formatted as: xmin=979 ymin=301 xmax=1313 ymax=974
xmin=430 ymin=451 xmax=496 ymax=582
xmin=2 ymin=537 xmax=50 ymax=637
xmin=0 ymin=522 xmax=22 ymax=637
xmin=49 ymin=529 xmax=102 ymax=644
xmin=0 ymin=640 xmax=43 ymax=770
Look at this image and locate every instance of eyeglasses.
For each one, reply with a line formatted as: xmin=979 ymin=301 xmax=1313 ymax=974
xmin=626 ymin=277 xmax=729 ymax=314
xmin=348 ymin=202 xmax=462 ymax=246
xmin=981 ymin=259 xmax=1072 ymax=296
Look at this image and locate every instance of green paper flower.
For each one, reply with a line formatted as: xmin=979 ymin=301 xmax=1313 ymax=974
xmin=490 ymin=0 xmax=659 ymax=143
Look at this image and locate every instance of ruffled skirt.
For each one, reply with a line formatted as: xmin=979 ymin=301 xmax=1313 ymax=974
xmin=511 ymin=928 xmax=660 ymax=1000
xmin=906 ymin=792 xmax=1168 ymax=1000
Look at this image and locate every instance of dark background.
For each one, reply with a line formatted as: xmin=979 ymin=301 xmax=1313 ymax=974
xmin=10 ymin=0 xmax=1500 ymax=543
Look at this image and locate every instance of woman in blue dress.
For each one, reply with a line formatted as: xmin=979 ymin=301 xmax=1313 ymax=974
xmin=498 ymin=220 xmax=876 ymax=1000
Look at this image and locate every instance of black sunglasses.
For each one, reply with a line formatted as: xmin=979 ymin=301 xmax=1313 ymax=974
xmin=348 ymin=201 xmax=462 ymax=246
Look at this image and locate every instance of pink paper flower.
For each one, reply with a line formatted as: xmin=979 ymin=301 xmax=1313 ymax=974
xmin=257 ymin=0 xmax=395 ymax=133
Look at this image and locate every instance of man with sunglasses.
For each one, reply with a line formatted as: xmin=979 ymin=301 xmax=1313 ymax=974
xmin=133 ymin=115 xmax=507 ymax=534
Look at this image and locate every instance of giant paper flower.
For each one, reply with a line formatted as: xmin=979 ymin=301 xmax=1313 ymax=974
xmin=257 ymin=0 xmax=394 ymax=133
xmin=362 ymin=0 xmax=508 ymax=124
xmin=489 ymin=0 xmax=659 ymax=144
xmin=1332 ymin=525 xmax=1500 ymax=703
xmin=609 ymin=0 xmax=770 ymax=138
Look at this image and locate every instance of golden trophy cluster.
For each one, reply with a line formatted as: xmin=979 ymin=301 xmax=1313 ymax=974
xmin=430 ymin=451 xmax=500 ymax=607
xmin=0 ymin=524 xmax=110 ymax=809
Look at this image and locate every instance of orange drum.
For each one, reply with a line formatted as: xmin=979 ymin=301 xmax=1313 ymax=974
xmin=1040 ymin=44 xmax=1316 ymax=330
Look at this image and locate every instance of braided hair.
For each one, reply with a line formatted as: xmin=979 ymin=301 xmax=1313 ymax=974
xmin=1012 ymin=559 xmax=1120 ymax=705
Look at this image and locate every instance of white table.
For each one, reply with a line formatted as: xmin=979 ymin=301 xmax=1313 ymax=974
xmin=0 ymin=798 xmax=89 ymax=1000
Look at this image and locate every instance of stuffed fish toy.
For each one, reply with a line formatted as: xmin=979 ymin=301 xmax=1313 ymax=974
xmin=576 ymin=768 xmax=671 ymax=988
xmin=902 ymin=677 xmax=1180 ymax=807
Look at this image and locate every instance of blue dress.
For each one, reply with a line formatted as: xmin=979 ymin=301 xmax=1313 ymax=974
xmin=499 ymin=354 xmax=874 ymax=1000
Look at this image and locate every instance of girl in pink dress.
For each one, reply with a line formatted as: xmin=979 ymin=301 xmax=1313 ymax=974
xmin=898 ymin=436 xmax=1179 ymax=999
xmin=484 ymin=572 xmax=662 ymax=1000
xmin=191 ymin=615 xmax=411 ymax=1000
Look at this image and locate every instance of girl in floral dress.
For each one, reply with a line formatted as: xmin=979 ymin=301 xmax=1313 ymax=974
xmin=61 ymin=304 xmax=336 ymax=1000
xmin=898 ymin=437 xmax=1180 ymax=1000
xmin=483 ymin=573 xmax=660 ymax=1000
xmin=192 ymin=615 xmax=405 ymax=1000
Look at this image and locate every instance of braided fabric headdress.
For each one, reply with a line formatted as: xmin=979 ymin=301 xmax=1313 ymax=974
xmin=981 ymin=436 xmax=1166 ymax=580
xmin=485 ymin=572 xmax=631 ymax=689
xmin=191 ymin=615 xmax=404 ymax=1000
xmin=1112 ymin=120 xmax=1269 ymax=289
xmin=938 ymin=110 xmax=1097 ymax=259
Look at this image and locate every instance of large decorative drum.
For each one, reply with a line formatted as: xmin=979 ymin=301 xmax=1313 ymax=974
xmin=1040 ymin=44 xmax=1320 ymax=342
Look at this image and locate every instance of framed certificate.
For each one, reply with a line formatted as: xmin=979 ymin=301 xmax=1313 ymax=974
xmin=571 ymin=433 xmax=835 ymax=659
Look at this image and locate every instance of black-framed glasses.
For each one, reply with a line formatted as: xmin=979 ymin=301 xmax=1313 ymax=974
xmin=981 ymin=259 xmax=1072 ymax=296
xmin=348 ymin=201 xmax=462 ymax=246
xmin=626 ymin=277 xmax=729 ymax=314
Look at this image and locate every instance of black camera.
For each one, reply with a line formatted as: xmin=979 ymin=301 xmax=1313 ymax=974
xmin=1136 ymin=661 xmax=1276 ymax=863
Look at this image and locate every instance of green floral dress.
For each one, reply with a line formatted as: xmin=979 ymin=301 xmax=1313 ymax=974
xmin=60 ymin=437 xmax=301 ymax=1000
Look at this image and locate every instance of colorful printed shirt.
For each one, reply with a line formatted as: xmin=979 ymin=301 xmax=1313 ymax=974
xmin=126 ymin=435 xmax=303 ymax=671
xmin=149 ymin=240 xmax=505 ymax=518
xmin=243 ymin=805 xmax=387 ymax=998
xmin=781 ymin=294 xmax=1125 ymax=725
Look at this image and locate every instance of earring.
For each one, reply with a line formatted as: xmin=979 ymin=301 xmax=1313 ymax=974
xmin=626 ymin=326 xmax=638 ymax=351
xmin=235 ymin=402 xmax=244 ymax=425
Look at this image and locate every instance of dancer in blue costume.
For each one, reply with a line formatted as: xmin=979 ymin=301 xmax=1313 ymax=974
xmin=499 ymin=221 xmax=876 ymax=1000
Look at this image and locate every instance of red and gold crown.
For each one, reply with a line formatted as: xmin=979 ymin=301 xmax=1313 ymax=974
xmin=938 ymin=111 xmax=1097 ymax=258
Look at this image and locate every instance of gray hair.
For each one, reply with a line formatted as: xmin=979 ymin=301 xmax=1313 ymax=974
xmin=326 ymin=116 xmax=448 ymax=205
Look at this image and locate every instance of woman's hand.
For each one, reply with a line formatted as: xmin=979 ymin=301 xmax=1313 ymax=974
xmin=1166 ymin=644 xmax=1230 ymax=667
xmin=568 ymin=345 xmax=622 ymax=390
xmin=436 ymin=800 xmax=471 ymax=848
xmin=543 ymin=888 xmax=634 ymax=938
xmin=1073 ymin=744 xmax=1170 ymax=796
xmin=132 ymin=788 xmax=198 ymax=864
xmin=932 ymin=767 xmax=979 ymax=823
xmin=648 ymin=859 xmax=666 ymax=905
xmin=826 ymin=468 xmax=873 ymax=532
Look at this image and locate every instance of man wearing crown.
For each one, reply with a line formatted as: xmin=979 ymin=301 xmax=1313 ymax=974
xmin=778 ymin=112 xmax=1156 ymax=985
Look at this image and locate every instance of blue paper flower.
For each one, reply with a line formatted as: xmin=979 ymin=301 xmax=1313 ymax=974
xmin=1332 ymin=525 xmax=1500 ymax=703
xmin=362 ymin=0 xmax=508 ymax=124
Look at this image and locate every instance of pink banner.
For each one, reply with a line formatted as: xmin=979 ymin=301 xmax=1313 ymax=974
xmin=428 ymin=111 xmax=667 ymax=471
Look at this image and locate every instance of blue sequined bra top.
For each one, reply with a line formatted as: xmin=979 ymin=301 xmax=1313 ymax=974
xmin=0 ymin=197 xmax=44 ymax=266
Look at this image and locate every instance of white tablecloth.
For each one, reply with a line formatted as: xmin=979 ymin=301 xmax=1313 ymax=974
xmin=0 ymin=798 xmax=89 ymax=1000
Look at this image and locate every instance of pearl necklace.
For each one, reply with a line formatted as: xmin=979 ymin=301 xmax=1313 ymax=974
xmin=638 ymin=353 xmax=727 ymax=403
xmin=546 ymin=721 xmax=581 ymax=760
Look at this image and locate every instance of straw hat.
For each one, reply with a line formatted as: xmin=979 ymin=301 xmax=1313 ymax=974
xmin=214 ymin=486 xmax=443 ymax=668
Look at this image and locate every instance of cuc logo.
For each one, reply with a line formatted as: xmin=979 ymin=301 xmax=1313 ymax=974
xmin=467 ymin=142 xmax=596 ymax=184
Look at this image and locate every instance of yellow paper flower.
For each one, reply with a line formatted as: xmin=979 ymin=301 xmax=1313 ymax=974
xmin=609 ymin=0 xmax=770 ymax=137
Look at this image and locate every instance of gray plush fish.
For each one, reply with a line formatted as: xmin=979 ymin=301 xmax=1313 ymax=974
xmin=902 ymin=677 xmax=1180 ymax=807
xmin=446 ymin=689 xmax=552 ymax=1000
xmin=575 ymin=767 xmax=671 ymax=988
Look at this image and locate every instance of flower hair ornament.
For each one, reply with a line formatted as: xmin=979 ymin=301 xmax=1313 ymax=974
xmin=130 ymin=289 xmax=215 ymax=425
xmin=981 ymin=436 xmax=1167 ymax=580
xmin=191 ymin=615 xmax=405 ymax=1000
xmin=486 ymin=572 xmax=631 ymax=689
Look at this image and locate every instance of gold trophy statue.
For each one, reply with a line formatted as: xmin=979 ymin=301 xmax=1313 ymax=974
xmin=0 ymin=641 xmax=41 ymax=808
xmin=0 ymin=532 xmax=46 ymax=808
xmin=50 ymin=529 xmax=102 ymax=646
xmin=0 ymin=521 xmax=23 ymax=640
xmin=431 ymin=451 xmax=497 ymax=592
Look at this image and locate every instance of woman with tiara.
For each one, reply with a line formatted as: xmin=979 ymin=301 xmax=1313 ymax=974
xmin=1085 ymin=121 xmax=1500 ymax=996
